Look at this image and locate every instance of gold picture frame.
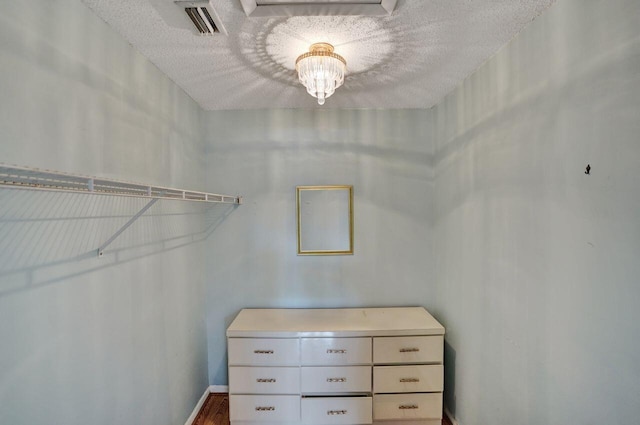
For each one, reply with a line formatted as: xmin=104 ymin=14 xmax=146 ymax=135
xmin=296 ymin=185 xmax=354 ymax=255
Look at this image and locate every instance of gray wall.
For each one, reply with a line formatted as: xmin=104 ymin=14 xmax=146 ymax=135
xmin=203 ymin=109 xmax=435 ymax=384
xmin=0 ymin=1 xmax=209 ymax=424
xmin=432 ymin=0 xmax=640 ymax=424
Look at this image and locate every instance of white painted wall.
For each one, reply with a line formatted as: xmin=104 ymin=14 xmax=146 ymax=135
xmin=432 ymin=0 xmax=640 ymax=424
xmin=3 ymin=1 xmax=639 ymax=424
xmin=203 ymin=109 xmax=435 ymax=384
xmin=0 ymin=1 xmax=209 ymax=424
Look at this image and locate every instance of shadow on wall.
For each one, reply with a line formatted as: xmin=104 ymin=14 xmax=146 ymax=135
xmin=206 ymin=109 xmax=436 ymax=224
xmin=0 ymin=188 xmax=237 ymax=298
xmin=444 ymin=340 xmax=457 ymax=418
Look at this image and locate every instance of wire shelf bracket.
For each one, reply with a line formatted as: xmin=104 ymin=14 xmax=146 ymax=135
xmin=96 ymin=198 xmax=159 ymax=258
xmin=0 ymin=163 xmax=242 ymax=258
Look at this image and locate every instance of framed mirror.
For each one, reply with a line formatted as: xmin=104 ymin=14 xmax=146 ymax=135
xmin=297 ymin=185 xmax=353 ymax=255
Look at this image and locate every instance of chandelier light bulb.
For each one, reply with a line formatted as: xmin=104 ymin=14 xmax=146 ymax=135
xmin=296 ymin=43 xmax=346 ymax=105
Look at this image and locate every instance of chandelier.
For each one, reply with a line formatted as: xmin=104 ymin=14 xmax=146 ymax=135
xmin=295 ymin=43 xmax=346 ymax=105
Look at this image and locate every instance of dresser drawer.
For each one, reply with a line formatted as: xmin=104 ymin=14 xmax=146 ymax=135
xmin=301 ymin=366 xmax=371 ymax=394
xmin=301 ymin=338 xmax=371 ymax=365
xmin=373 ymin=336 xmax=443 ymax=364
xmin=301 ymin=397 xmax=372 ymax=425
xmin=228 ymin=338 xmax=299 ymax=366
xmin=230 ymin=395 xmax=300 ymax=422
xmin=229 ymin=367 xmax=300 ymax=394
xmin=373 ymin=393 xmax=442 ymax=420
xmin=373 ymin=365 xmax=443 ymax=393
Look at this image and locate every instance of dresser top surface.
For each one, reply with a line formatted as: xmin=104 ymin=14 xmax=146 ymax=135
xmin=226 ymin=307 xmax=444 ymax=337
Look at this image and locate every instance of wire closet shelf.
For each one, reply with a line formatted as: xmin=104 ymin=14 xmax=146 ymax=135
xmin=0 ymin=163 xmax=242 ymax=257
xmin=0 ymin=163 xmax=241 ymax=204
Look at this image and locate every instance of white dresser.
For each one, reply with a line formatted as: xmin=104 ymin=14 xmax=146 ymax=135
xmin=227 ymin=307 xmax=445 ymax=425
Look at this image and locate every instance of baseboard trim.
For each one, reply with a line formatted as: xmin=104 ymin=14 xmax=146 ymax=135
xmin=184 ymin=387 xmax=211 ymax=425
xmin=210 ymin=384 xmax=229 ymax=393
xmin=444 ymin=407 xmax=459 ymax=425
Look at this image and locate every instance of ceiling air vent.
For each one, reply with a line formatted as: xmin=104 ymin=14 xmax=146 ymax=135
xmin=239 ymin=0 xmax=398 ymax=17
xmin=185 ymin=6 xmax=218 ymax=34
xmin=174 ymin=1 xmax=227 ymax=35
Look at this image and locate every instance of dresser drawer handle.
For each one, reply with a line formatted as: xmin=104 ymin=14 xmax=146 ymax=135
xmin=253 ymin=350 xmax=274 ymax=354
xmin=399 ymin=404 xmax=419 ymax=410
xmin=326 ymin=377 xmax=347 ymax=383
xmin=255 ymin=406 xmax=275 ymax=411
xmin=327 ymin=410 xmax=347 ymax=415
xmin=256 ymin=378 xmax=276 ymax=383
xmin=399 ymin=348 xmax=420 ymax=352
xmin=399 ymin=378 xmax=420 ymax=383
xmin=326 ymin=349 xmax=347 ymax=354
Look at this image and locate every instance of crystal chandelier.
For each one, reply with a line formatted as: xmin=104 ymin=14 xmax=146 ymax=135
xmin=295 ymin=43 xmax=346 ymax=105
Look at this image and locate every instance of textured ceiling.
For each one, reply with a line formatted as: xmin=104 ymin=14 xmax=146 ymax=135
xmin=82 ymin=0 xmax=555 ymax=110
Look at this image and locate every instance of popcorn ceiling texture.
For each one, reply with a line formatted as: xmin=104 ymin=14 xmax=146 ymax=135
xmin=82 ymin=0 xmax=555 ymax=110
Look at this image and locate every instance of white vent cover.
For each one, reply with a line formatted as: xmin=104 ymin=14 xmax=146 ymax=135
xmin=239 ymin=0 xmax=397 ymax=17
xmin=149 ymin=1 xmax=227 ymax=36
xmin=176 ymin=1 xmax=227 ymax=35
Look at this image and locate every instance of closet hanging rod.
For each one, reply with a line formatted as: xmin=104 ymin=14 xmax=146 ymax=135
xmin=0 ymin=163 xmax=241 ymax=204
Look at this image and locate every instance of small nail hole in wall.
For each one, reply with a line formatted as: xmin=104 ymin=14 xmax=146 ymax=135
xmin=585 ymin=164 xmax=591 ymax=175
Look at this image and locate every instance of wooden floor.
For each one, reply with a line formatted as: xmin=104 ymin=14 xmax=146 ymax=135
xmin=192 ymin=393 xmax=453 ymax=425
xmin=193 ymin=393 xmax=230 ymax=425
